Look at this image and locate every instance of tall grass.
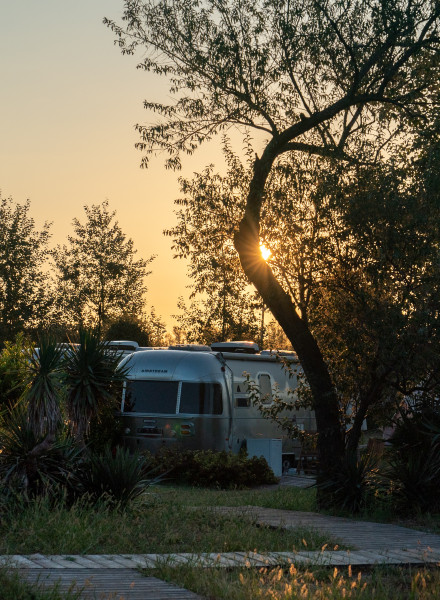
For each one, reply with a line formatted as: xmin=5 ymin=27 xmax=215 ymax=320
xmin=0 ymin=567 xmax=81 ymax=600
xmin=0 ymin=490 xmax=332 ymax=555
xmin=149 ymin=563 xmax=440 ymax=600
xmin=152 ymin=483 xmax=317 ymax=511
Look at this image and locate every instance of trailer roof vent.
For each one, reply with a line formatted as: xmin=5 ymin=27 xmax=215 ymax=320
xmin=211 ymin=341 xmax=260 ymax=354
xmin=168 ymin=344 xmax=211 ymax=352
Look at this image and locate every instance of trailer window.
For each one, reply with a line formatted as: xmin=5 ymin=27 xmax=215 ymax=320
xmin=123 ymin=381 xmax=178 ymax=413
xmin=259 ymin=374 xmax=273 ymax=404
xmin=179 ymin=382 xmax=223 ymax=415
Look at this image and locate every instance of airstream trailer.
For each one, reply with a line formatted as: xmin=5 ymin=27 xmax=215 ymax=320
xmin=119 ymin=342 xmax=316 ymax=466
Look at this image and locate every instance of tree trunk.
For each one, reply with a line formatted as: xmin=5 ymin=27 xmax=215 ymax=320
xmin=234 ymin=212 xmax=344 ymax=506
xmin=346 ymin=404 xmax=368 ymax=453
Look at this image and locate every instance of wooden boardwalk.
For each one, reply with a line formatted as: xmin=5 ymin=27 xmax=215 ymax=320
xmin=16 ymin=568 xmax=203 ymax=599
xmin=214 ymin=506 xmax=440 ymax=551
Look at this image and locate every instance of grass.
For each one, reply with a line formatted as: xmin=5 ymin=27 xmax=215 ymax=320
xmin=0 ymin=485 xmax=338 ymax=555
xmin=145 ymin=563 xmax=440 ymax=599
xmin=0 ymin=567 xmax=81 ymax=600
xmin=152 ymin=482 xmax=317 ymax=510
xmin=2 ymin=482 xmax=439 ymax=599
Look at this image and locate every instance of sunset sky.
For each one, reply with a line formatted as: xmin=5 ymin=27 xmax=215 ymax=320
xmin=0 ymin=0 xmax=231 ymax=328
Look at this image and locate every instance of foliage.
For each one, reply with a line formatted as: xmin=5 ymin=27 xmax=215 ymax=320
xmin=0 ymin=194 xmax=52 ymax=344
xmin=0 ymin=334 xmax=31 ymax=410
xmin=316 ymin=451 xmax=380 ymax=514
xmin=21 ymin=334 xmax=65 ymax=437
xmin=75 ymin=446 xmax=155 ymax=507
xmin=0 ymin=486 xmax=326 ymax=555
xmin=52 ymin=200 xmax=154 ymax=331
xmin=0 ymin=406 xmax=81 ymax=498
xmin=165 ymin=145 xmax=261 ymax=343
xmin=62 ymin=328 xmax=128 ymax=444
xmin=383 ymin=409 xmax=440 ymax=514
xmin=0 ymin=567 xmax=82 ymax=600
xmin=104 ymin=307 xmax=168 ymax=347
xmin=105 ymin=0 xmax=439 ymax=169
xmin=169 ymin=133 xmax=440 ymax=464
xmin=147 ymin=448 xmax=278 ymax=489
xmin=85 ymin=406 xmax=123 ymax=454
xmin=310 ymin=156 xmax=440 ymax=448
xmin=104 ymin=313 xmax=151 ymax=346
xmin=144 ymin=306 xmax=168 ymax=346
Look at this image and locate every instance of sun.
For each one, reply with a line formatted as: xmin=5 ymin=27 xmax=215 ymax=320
xmin=260 ymin=243 xmax=272 ymax=261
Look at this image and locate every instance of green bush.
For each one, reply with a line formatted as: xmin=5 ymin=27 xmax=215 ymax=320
xmin=75 ymin=445 xmax=156 ymax=507
xmin=86 ymin=403 xmax=123 ymax=453
xmin=148 ymin=447 xmax=278 ymax=489
xmin=0 ymin=334 xmax=30 ymax=410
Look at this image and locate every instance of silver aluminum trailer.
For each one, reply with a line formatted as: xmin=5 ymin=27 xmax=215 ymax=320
xmin=119 ymin=344 xmax=316 ymax=467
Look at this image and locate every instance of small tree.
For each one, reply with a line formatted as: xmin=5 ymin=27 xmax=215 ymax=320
xmin=22 ymin=334 xmax=65 ymax=438
xmin=62 ymin=328 xmax=128 ymax=446
xmin=0 ymin=195 xmax=51 ymax=344
xmin=53 ymin=201 xmax=154 ymax=332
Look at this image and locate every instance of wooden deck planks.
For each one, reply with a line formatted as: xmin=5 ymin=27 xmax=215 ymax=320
xmin=214 ymin=506 xmax=440 ymax=552
xmin=18 ymin=568 xmax=204 ymax=600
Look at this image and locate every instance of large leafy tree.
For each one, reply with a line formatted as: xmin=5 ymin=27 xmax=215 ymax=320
xmin=106 ymin=0 xmax=440 ymax=494
xmin=53 ymin=201 xmax=154 ymax=331
xmin=308 ymin=154 xmax=440 ymax=451
xmin=0 ymin=195 xmax=51 ymax=344
xmin=170 ymin=139 xmax=440 ymax=454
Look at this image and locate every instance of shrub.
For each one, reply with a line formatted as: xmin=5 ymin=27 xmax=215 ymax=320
xmin=22 ymin=333 xmax=65 ymax=437
xmin=0 ymin=334 xmax=31 ymax=411
xmin=317 ymin=450 xmax=379 ymax=514
xmin=0 ymin=406 xmax=81 ymax=499
xmin=62 ymin=328 xmax=128 ymax=445
xmin=85 ymin=404 xmax=123 ymax=454
xmin=148 ymin=447 xmax=278 ymax=489
xmin=383 ymin=408 xmax=440 ymax=514
xmin=75 ymin=446 xmax=156 ymax=507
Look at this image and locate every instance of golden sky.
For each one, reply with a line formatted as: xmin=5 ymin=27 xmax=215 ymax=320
xmin=0 ymin=0 xmax=229 ymax=328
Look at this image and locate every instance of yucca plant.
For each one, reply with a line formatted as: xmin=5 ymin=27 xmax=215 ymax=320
xmin=0 ymin=405 xmax=82 ymax=497
xmin=384 ymin=446 xmax=440 ymax=514
xmin=76 ymin=445 xmax=156 ymax=507
xmin=22 ymin=334 xmax=65 ymax=437
xmin=62 ymin=329 xmax=128 ymax=446
xmin=384 ymin=409 xmax=440 ymax=514
xmin=317 ymin=450 xmax=379 ymax=514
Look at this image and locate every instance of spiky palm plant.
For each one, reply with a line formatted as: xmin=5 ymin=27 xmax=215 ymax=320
xmin=0 ymin=405 xmax=81 ymax=497
xmin=76 ymin=445 xmax=157 ymax=507
xmin=22 ymin=334 xmax=65 ymax=437
xmin=62 ymin=329 xmax=128 ymax=446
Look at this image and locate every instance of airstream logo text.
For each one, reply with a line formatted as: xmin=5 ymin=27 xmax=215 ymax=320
xmin=141 ymin=369 xmax=168 ymax=373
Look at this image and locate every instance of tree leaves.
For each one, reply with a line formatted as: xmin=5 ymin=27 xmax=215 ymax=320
xmin=52 ymin=201 xmax=154 ymax=331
